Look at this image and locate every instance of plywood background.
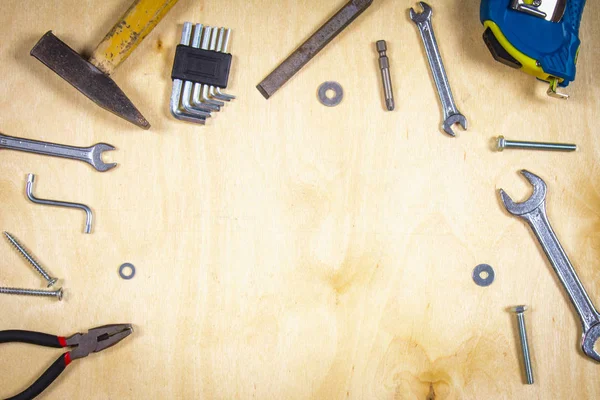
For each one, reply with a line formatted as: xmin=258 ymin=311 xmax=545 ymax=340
xmin=1 ymin=0 xmax=599 ymax=398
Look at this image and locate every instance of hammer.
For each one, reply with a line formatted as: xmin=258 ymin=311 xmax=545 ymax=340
xmin=31 ymin=0 xmax=179 ymax=129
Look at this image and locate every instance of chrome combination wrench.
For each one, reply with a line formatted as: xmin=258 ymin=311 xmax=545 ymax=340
xmin=0 ymin=132 xmax=116 ymax=172
xmin=500 ymin=170 xmax=600 ymax=362
xmin=409 ymin=2 xmax=467 ymax=137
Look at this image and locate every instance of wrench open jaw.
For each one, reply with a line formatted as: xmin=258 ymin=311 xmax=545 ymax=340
xmin=500 ymin=170 xmax=600 ymax=362
xmin=499 ymin=170 xmax=546 ymax=216
xmin=88 ymin=143 xmax=117 ymax=172
xmin=443 ymin=114 xmax=468 ymax=138
xmin=409 ymin=1 xmax=432 ymax=22
xmin=582 ymin=325 xmax=600 ymax=362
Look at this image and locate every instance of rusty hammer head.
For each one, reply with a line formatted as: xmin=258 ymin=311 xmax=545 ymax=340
xmin=31 ymin=31 xmax=150 ymax=129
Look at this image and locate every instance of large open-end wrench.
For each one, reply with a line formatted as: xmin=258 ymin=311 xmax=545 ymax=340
xmin=409 ymin=2 xmax=467 ymax=137
xmin=500 ymin=170 xmax=600 ymax=362
xmin=0 ymin=132 xmax=116 ymax=172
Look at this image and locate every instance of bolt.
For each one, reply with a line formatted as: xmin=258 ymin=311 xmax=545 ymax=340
xmin=0 ymin=286 xmax=63 ymax=301
xmin=376 ymin=40 xmax=395 ymax=111
xmin=532 ymin=0 xmax=542 ymax=7
xmin=4 ymin=232 xmax=58 ymax=287
xmin=497 ymin=136 xmax=577 ymax=152
xmin=510 ymin=305 xmax=534 ymax=385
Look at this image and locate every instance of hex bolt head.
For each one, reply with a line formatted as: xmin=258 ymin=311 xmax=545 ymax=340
xmin=497 ymin=135 xmax=507 ymax=152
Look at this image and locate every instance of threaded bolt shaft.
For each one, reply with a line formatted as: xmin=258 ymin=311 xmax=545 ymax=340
xmin=0 ymin=286 xmax=63 ymax=301
xmin=511 ymin=305 xmax=534 ymax=385
xmin=4 ymin=232 xmax=58 ymax=287
xmin=497 ymin=136 xmax=577 ymax=152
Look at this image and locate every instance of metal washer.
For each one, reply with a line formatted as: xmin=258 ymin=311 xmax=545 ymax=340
xmin=318 ymin=81 xmax=344 ymax=107
xmin=119 ymin=263 xmax=136 ymax=280
xmin=473 ymin=264 xmax=495 ymax=287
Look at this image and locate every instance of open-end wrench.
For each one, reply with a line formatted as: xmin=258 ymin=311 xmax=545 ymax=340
xmin=0 ymin=132 xmax=116 ymax=172
xmin=500 ymin=170 xmax=600 ymax=362
xmin=409 ymin=2 xmax=467 ymax=137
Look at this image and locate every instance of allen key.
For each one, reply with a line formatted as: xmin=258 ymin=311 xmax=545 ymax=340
xmin=181 ymin=23 xmax=215 ymax=116
xmin=192 ymin=26 xmax=223 ymax=110
xmin=184 ymin=25 xmax=219 ymax=114
xmin=215 ymin=29 xmax=235 ymax=101
xmin=211 ymin=28 xmax=235 ymax=101
xmin=170 ymin=22 xmax=210 ymax=124
xmin=205 ymin=28 xmax=226 ymax=107
xmin=26 ymin=174 xmax=93 ymax=234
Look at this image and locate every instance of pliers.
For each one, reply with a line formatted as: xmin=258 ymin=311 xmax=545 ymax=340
xmin=1 ymin=324 xmax=133 ymax=400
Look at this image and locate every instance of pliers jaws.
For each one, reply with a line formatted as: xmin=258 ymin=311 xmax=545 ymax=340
xmin=66 ymin=324 xmax=133 ymax=360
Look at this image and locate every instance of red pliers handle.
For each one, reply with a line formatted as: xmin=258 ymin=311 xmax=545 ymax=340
xmin=1 ymin=324 xmax=133 ymax=400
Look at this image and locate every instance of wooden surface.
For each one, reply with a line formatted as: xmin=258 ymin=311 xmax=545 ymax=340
xmin=1 ymin=0 xmax=599 ymax=398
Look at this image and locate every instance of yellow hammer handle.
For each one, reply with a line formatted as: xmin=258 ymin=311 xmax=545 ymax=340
xmin=90 ymin=0 xmax=179 ymax=75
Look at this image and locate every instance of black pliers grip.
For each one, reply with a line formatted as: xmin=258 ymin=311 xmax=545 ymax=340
xmin=1 ymin=330 xmax=72 ymax=400
xmin=1 ymin=324 xmax=132 ymax=400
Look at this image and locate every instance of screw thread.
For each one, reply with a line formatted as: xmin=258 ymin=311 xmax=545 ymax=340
xmin=4 ymin=232 xmax=56 ymax=286
xmin=0 ymin=286 xmax=63 ymax=300
xmin=516 ymin=313 xmax=534 ymax=384
xmin=496 ymin=136 xmax=577 ymax=152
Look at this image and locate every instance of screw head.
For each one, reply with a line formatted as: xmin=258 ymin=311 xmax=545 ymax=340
xmin=497 ymin=136 xmax=506 ymax=152
xmin=510 ymin=305 xmax=528 ymax=314
xmin=47 ymin=277 xmax=58 ymax=288
xmin=56 ymin=287 xmax=64 ymax=301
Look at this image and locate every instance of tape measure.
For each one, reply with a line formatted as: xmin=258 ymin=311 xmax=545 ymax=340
xmin=480 ymin=0 xmax=586 ymax=99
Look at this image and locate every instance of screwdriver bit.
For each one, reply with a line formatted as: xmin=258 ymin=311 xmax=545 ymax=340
xmin=376 ymin=40 xmax=395 ymax=111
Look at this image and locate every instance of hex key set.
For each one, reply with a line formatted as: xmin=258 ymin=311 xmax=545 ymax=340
xmin=170 ymin=22 xmax=235 ymax=125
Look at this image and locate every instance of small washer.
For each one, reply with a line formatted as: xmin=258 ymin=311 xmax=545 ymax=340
xmin=119 ymin=263 xmax=136 ymax=280
xmin=318 ymin=81 xmax=344 ymax=107
xmin=473 ymin=264 xmax=495 ymax=287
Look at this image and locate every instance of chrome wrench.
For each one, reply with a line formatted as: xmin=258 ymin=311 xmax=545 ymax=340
xmin=0 ymin=132 xmax=116 ymax=172
xmin=409 ymin=2 xmax=467 ymax=137
xmin=500 ymin=170 xmax=600 ymax=362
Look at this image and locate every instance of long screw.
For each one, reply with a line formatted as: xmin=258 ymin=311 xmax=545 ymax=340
xmin=376 ymin=40 xmax=395 ymax=111
xmin=511 ymin=305 xmax=534 ymax=385
xmin=4 ymin=232 xmax=58 ymax=287
xmin=497 ymin=136 xmax=577 ymax=152
xmin=0 ymin=287 xmax=63 ymax=301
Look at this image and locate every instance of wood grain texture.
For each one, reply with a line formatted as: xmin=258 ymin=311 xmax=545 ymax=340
xmin=1 ymin=0 xmax=599 ymax=398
